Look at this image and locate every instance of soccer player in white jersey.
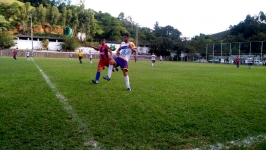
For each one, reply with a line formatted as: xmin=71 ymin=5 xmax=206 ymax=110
xmin=247 ymin=56 xmax=253 ymax=69
xmin=159 ymin=55 xmax=163 ymax=63
xmin=103 ymin=33 xmax=136 ymax=92
xmin=151 ymin=53 xmax=156 ymax=67
xmin=89 ymin=52 xmax=93 ymax=64
xmin=25 ymin=51 xmax=30 ymax=60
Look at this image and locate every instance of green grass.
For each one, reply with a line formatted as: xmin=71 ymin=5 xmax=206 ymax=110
xmin=0 ymin=57 xmax=266 ymax=149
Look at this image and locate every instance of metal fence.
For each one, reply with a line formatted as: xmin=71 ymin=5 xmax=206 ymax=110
xmin=0 ymin=49 xmax=168 ymax=61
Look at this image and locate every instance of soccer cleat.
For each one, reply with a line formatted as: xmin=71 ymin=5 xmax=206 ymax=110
xmin=103 ymin=76 xmax=110 ymax=81
xmin=92 ymin=80 xmax=98 ymax=84
xmin=127 ymin=88 xmax=131 ymax=92
xmin=115 ymin=67 xmax=119 ymax=72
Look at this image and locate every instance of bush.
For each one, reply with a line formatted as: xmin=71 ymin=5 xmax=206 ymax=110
xmin=0 ymin=31 xmax=15 ymax=48
xmin=61 ymin=36 xmax=80 ymax=51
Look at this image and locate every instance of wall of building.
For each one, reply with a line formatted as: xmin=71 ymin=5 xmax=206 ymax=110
xmin=13 ymin=38 xmax=63 ymax=51
xmin=12 ymin=38 xmax=150 ymax=54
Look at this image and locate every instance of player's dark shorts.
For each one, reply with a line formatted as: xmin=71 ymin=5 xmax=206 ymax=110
xmin=152 ymin=60 xmax=155 ymax=63
xmin=114 ymin=57 xmax=128 ymax=71
xmin=27 ymin=56 xmax=29 ymax=58
xmin=248 ymin=63 xmax=252 ymax=66
xmin=98 ymin=58 xmax=111 ymax=68
xmin=79 ymin=56 xmax=82 ymax=60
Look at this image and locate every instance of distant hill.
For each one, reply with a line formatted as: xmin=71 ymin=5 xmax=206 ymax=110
xmin=0 ymin=0 xmax=26 ymax=6
xmin=210 ymin=30 xmax=231 ymax=39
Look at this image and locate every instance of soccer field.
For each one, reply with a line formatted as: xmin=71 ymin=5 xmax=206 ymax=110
xmin=0 ymin=57 xmax=266 ymax=149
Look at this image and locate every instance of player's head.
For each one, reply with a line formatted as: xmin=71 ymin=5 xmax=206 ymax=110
xmin=122 ymin=33 xmax=129 ymax=42
xmin=100 ymin=39 xmax=106 ymax=45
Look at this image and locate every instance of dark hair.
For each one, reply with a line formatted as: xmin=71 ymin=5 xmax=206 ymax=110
xmin=123 ymin=33 xmax=129 ymax=37
xmin=100 ymin=39 xmax=106 ymax=41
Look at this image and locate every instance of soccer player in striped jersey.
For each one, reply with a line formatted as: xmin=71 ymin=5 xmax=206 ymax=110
xmin=103 ymin=33 xmax=136 ymax=92
xmin=89 ymin=39 xmax=113 ymax=84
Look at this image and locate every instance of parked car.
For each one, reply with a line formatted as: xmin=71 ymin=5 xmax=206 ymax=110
xmin=253 ymin=60 xmax=262 ymax=65
xmin=208 ymin=59 xmax=220 ymax=63
xmin=262 ymin=60 xmax=266 ymax=66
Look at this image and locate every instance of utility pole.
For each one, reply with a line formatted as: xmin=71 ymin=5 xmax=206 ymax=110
xmin=206 ymin=44 xmax=208 ymax=61
xmin=135 ymin=23 xmax=139 ymax=56
xmin=261 ymin=41 xmax=263 ymax=61
xmin=136 ymin=24 xmax=138 ymax=47
xmin=26 ymin=11 xmax=35 ymax=57
xmin=212 ymin=44 xmax=214 ymax=63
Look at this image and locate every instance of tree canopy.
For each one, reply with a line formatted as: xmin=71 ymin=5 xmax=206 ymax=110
xmin=0 ymin=0 xmax=266 ymax=55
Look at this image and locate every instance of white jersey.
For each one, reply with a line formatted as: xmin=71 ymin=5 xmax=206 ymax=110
xmin=26 ymin=51 xmax=30 ymax=57
xmin=89 ymin=54 xmax=92 ymax=58
xmin=160 ymin=56 xmax=163 ymax=60
xmin=119 ymin=42 xmax=136 ymax=61
xmin=151 ymin=55 xmax=156 ymax=60
xmin=248 ymin=57 xmax=253 ymax=63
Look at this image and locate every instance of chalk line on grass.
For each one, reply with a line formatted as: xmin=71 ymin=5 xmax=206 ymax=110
xmin=32 ymin=58 xmax=99 ymax=149
xmin=193 ymin=133 xmax=266 ymax=150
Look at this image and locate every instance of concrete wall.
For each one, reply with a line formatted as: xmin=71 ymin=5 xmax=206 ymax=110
xmin=12 ymin=38 xmax=150 ymax=54
xmin=0 ymin=49 xmax=154 ymax=60
xmin=13 ymin=38 xmax=63 ymax=51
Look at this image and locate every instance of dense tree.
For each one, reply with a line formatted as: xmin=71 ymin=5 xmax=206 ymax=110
xmin=0 ymin=31 xmax=15 ymax=48
xmin=1 ymin=1 xmax=266 ymax=58
xmin=0 ymin=15 xmax=10 ymax=31
xmin=36 ymin=4 xmax=47 ymax=26
xmin=61 ymin=36 xmax=79 ymax=51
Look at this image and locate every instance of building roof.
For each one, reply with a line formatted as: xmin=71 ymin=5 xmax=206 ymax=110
xmin=17 ymin=34 xmax=63 ymax=40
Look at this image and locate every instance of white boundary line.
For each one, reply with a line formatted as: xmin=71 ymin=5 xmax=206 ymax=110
xmin=193 ymin=133 xmax=266 ymax=150
xmin=32 ymin=58 xmax=99 ymax=149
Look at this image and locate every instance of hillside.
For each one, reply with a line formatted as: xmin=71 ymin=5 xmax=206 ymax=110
xmin=0 ymin=0 xmax=26 ymax=6
xmin=210 ymin=30 xmax=231 ymax=39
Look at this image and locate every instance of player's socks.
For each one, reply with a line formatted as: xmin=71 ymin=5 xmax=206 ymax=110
xmin=95 ymin=72 xmax=100 ymax=83
xmin=124 ymin=75 xmax=130 ymax=89
xmin=108 ymin=65 xmax=113 ymax=78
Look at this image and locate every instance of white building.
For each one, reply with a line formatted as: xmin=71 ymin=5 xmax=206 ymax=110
xmin=13 ymin=35 xmax=63 ymax=51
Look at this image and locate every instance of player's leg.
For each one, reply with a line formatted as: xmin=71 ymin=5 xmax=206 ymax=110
xmin=120 ymin=59 xmax=131 ymax=91
xmin=122 ymin=69 xmax=131 ymax=92
xmin=103 ymin=58 xmax=117 ymax=81
xmin=92 ymin=61 xmax=104 ymax=84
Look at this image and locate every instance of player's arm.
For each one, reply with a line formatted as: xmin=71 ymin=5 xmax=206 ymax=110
xmin=88 ymin=45 xmax=99 ymax=51
xmin=107 ymin=48 xmax=113 ymax=58
xmin=116 ymin=45 xmax=122 ymax=56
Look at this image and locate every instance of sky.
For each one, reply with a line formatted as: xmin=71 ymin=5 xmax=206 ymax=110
xmin=82 ymin=0 xmax=266 ymax=38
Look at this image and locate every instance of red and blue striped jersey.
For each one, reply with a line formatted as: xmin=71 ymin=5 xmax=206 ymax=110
xmin=98 ymin=45 xmax=110 ymax=60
